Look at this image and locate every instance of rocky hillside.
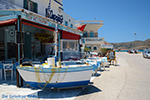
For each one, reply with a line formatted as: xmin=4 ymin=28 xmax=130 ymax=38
xmin=111 ymin=39 xmax=150 ymax=50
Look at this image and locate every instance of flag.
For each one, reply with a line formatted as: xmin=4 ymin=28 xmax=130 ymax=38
xmin=48 ymin=0 xmax=51 ymax=10
xmin=77 ymin=24 xmax=86 ymax=31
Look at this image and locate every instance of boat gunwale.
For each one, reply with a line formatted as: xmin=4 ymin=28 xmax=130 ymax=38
xmin=16 ymin=65 xmax=93 ymax=73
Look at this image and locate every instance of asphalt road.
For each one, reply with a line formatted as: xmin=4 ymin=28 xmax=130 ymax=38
xmin=75 ymin=52 xmax=150 ymax=100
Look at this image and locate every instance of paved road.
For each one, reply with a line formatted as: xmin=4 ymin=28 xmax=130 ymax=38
xmin=75 ymin=52 xmax=150 ymax=100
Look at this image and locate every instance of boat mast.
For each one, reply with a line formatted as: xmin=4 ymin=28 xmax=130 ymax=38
xmin=54 ymin=24 xmax=58 ymax=57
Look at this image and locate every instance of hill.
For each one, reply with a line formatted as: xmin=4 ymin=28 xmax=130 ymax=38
xmin=111 ymin=39 xmax=150 ymax=50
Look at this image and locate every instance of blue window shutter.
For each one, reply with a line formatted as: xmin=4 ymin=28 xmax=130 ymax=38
xmin=33 ymin=2 xmax=38 ymax=13
xmin=24 ymin=0 xmax=28 ymax=9
xmin=90 ymin=32 xmax=94 ymax=37
xmin=65 ymin=21 xmax=68 ymax=26
xmin=83 ymin=32 xmax=87 ymax=37
xmin=70 ymin=24 xmax=73 ymax=28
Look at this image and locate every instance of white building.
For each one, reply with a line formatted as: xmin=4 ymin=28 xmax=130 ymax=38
xmin=75 ymin=20 xmax=105 ymax=53
xmin=101 ymin=41 xmax=113 ymax=49
xmin=0 ymin=0 xmax=75 ymax=28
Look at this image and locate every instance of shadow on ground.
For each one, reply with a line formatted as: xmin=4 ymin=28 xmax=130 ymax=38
xmin=92 ymin=73 xmax=101 ymax=77
xmin=0 ymin=80 xmax=16 ymax=86
xmin=105 ymin=66 xmax=110 ymax=68
xmin=37 ymin=88 xmax=81 ymax=99
xmin=109 ymin=64 xmax=120 ymax=67
xmin=114 ymin=64 xmax=120 ymax=66
xmin=77 ymin=85 xmax=102 ymax=96
xmin=0 ymin=79 xmax=37 ymax=90
xmin=36 ymin=85 xmax=101 ymax=99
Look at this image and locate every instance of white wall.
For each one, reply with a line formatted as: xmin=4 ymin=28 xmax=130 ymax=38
xmin=32 ymin=0 xmax=48 ymax=16
xmin=6 ymin=0 xmax=23 ymax=8
xmin=5 ymin=0 xmax=62 ymax=16
xmin=63 ymin=12 xmax=75 ymax=29
xmin=4 ymin=0 xmax=75 ymax=29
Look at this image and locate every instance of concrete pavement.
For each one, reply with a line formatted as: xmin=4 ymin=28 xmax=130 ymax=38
xmin=75 ymin=52 xmax=150 ymax=100
xmin=0 ymin=52 xmax=150 ymax=100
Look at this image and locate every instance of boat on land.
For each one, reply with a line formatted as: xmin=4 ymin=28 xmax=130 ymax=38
xmin=17 ymin=60 xmax=93 ymax=89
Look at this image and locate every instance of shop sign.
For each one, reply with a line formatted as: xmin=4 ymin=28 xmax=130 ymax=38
xmin=23 ymin=12 xmax=64 ymax=31
xmin=24 ymin=13 xmax=48 ymax=25
xmin=46 ymin=9 xmax=63 ymax=24
xmin=101 ymin=44 xmax=113 ymax=49
xmin=46 ymin=0 xmax=63 ymax=24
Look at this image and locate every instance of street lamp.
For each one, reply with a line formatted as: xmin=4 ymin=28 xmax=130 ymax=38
xmin=134 ymin=33 xmax=136 ymax=41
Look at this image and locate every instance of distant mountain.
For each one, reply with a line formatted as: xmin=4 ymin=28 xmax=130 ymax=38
xmin=111 ymin=39 xmax=150 ymax=50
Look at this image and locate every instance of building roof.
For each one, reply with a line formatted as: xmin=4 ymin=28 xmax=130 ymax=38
xmin=75 ymin=20 xmax=103 ymax=32
xmin=104 ymin=41 xmax=112 ymax=45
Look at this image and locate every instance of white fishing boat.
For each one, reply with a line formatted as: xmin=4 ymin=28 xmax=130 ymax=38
xmin=17 ymin=61 xmax=93 ymax=89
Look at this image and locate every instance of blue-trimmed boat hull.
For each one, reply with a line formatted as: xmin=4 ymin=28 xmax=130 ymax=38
xmin=17 ymin=65 xmax=93 ymax=89
xmin=27 ymin=80 xmax=90 ymax=89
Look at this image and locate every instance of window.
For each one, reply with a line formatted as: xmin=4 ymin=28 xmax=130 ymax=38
xmin=65 ymin=21 xmax=68 ymax=26
xmin=61 ymin=40 xmax=78 ymax=51
xmin=70 ymin=24 xmax=73 ymax=28
xmin=81 ymin=39 xmax=85 ymax=43
xmin=93 ymin=46 xmax=97 ymax=50
xmin=90 ymin=32 xmax=94 ymax=37
xmin=88 ymin=47 xmax=91 ymax=50
xmin=83 ymin=32 xmax=87 ymax=37
xmin=24 ymin=0 xmax=38 ymax=13
xmin=28 ymin=1 xmax=33 ymax=11
xmin=95 ymin=33 xmax=98 ymax=37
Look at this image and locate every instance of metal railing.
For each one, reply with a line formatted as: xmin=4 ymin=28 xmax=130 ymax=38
xmin=82 ymin=37 xmax=104 ymax=42
xmin=75 ymin=20 xmax=103 ymax=25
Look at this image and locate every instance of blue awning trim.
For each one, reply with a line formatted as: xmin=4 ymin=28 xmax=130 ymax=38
xmin=0 ymin=15 xmax=17 ymax=21
xmin=0 ymin=10 xmax=21 ymax=15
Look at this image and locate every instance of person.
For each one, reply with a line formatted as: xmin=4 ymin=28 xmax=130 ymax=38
xmin=84 ymin=55 xmax=86 ymax=59
xmin=119 ymin=49 xmax=121 ymax=52
xmin=98 ymin=52 xmax=101 ymax=56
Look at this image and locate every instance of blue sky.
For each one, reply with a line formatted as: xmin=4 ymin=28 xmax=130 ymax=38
xmin=63 ymin=0 xmax=150 ymax=43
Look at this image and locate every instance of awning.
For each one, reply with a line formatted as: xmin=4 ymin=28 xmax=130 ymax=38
xmin=0 ymin=18 xmax=18 ymax=27
xmin=62 ymin=30 xmax=80 ymax=40
xmin=22 ymin=18 xmax=55 ymax=32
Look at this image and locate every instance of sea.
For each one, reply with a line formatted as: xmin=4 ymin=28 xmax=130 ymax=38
xmin=115 ymin=50 xmax=144 ymax=52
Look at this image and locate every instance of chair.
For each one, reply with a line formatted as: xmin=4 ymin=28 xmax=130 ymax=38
xmin=101 ymin=57 xmax=109 ymax=71
xmin=3 ymin=64 xmax=13 ymax=80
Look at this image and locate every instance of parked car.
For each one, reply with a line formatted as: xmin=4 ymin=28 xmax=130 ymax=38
xmin=128 ymin=50 xmax=134 ymax=54
xmin=143 ymin=49 xmax=150 ymax=58
xmin=128 ymin=49 xmax=140 ymax=54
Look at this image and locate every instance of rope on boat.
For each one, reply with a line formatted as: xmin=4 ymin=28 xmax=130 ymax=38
xmin=33 ymin=65 xmax=69 ymax=89
xmin=34 ymin=67 xmax=56 ymax=89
